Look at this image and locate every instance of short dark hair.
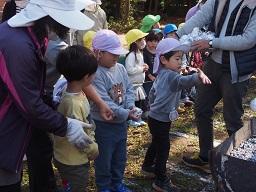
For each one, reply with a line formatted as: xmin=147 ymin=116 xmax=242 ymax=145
xmin=162 ymin=51 xmax=176 ymax=60
xmin=159 ymin=50 xmax=177 ymax=66
xmin=56 ymin=45 xmax=98 ymax=82
xmin=145 ymin=30 xmax=163 ymax=42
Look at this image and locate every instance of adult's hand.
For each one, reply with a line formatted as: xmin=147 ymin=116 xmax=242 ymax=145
xmin=66 ymin=118 xmax=93 ymax=149
xmin=191 ymin=40 xmax=210 ymax=51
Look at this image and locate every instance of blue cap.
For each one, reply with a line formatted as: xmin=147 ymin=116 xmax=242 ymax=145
xmin=163 ymin=24 xmax=178 ymax=37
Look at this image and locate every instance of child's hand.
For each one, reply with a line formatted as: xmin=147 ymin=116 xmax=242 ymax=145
xmin=186 ymin=66 xmax=198 ymax=73
xmin=197 ymin=68 xmax=211 ymax=84
xmin=180 ymin=67 xmax=188 ymax=75
xmin=128 ymin=108 xmax=140 ymax=121
xmin=143 ymin=64 xmax=149 ymax=72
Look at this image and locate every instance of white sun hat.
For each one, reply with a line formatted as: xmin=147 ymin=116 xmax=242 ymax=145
xmin=8 ymin=0 xmax=96 ymax=30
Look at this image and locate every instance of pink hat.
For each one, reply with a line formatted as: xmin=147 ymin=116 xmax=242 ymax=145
xmin=153 ymin=38 xmax=190 ymax=74
xmin=92 ymin=29 xmax=128 ymax=55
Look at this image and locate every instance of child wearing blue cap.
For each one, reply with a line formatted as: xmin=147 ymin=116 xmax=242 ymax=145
xmin=141 ymin=38 xmax=211 ymax=192
xmin=163 ymin=24 xmax=178 ymax=38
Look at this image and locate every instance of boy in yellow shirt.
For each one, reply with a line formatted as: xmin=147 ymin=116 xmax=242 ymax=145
xmin=53 ymin=45 xmax=98 ymax=192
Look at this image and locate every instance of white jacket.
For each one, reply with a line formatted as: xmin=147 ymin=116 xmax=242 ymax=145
xmin=125 ymin=51 xmax=145 ymax=85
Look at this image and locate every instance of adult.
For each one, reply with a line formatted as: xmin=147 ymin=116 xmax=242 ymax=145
xmin=1 ymin=0 xmax=16 ymax=22
xmin=0 ymin=0 xmax=113 ymax=191
xmin=74 ymin=0 xmax=108 ymax=45
xmin=176 ymin=0 xmax=256 ymax=173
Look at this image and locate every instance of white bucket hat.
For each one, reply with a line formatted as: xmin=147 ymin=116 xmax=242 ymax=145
xmin=8 ymin=0 xmax=96 ymax=30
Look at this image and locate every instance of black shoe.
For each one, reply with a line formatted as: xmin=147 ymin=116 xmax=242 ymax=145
xmin=141 ymin=165 xmax=155 ymax=178
xmin=152 ymin=178 xmax=179 ymax=192
xmin=182 ymin=156 xmax=211 ymax=174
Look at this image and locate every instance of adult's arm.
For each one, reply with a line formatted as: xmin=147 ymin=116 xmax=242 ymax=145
xmin=176 ymin=0 xmax=215 ymax=37
xmin=212 ymin=11 xmax=256 ymax=51
xmin=83 ymin=84 xmax=113 ymax=120
xmin=92 ymin=74 xmax=129 ymax=122
xmin=0 ymin=47 xmax=67 ymax=136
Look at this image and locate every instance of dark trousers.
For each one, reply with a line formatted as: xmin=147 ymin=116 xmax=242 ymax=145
xmin=0 ymin=181 xmax=21 ymax=192
xmin=143 ymin=117 xmax=171 ymax=181
xmin=26 ymin=128 xmax=57 ymax=192
xmin=195 ymin=59 xmax=249 ymax=161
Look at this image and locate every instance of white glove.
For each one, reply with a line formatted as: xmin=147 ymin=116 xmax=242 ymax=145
xmin=66 ymin=118 xmax=93 ymax=149
xmin=250 ymin=98 xmax=256 ymax=111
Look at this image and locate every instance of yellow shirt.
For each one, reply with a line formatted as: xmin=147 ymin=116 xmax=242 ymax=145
xmin=53 ymin=91 xmax=98 ymax=165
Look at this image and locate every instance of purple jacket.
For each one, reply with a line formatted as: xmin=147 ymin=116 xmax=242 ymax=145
xmin=0 ymin=22 xmax=67 ymax=172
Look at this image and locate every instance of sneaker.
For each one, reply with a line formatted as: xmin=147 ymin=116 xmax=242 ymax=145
xmin=137 ymin=120 xmax=147 ymax=126
xmin=152 ymin=178 xmax=179 ymax=192
xmin=141 ymin=165 xmax=155 ymax=178
xmin=182 ymin=156 xmax=211 ymax=174
xmin=127 ymin=120 xmax=140 ymax=128
xmin=180 ymin=96 xmax=194 ymax=107
xmin=112 ymin=184 xmax=132 ymax=192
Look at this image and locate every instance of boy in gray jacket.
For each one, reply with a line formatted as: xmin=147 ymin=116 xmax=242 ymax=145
xmin=91 ymin=30 xmax=139 ymax=192
xmin=141 ymin=38 xmax=211 ymax=192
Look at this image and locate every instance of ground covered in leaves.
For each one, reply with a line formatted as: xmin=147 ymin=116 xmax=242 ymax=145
xmin=21 ymin=77 xmax=256 ymax=191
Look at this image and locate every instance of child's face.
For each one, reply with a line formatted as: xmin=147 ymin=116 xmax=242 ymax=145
xmin=82 ymin=73 xmax=95 ymax=87
xmin=160 ymin=51 xmax=183 ymax=72
xmin=146 ymin=40 xmax=159 ymax=51
xmin=166 ymin=32 xmax=177 ymax=38
xmin=98 ymin=51 xmax=119 ymax=68
xmin=153 ymin=22 xmax=161 ymax=29
xmin=136 ymin=38 xmax=146 ymax=50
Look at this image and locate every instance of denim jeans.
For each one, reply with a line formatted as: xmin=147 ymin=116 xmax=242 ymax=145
xmin=195 ymin=59 xmax=249 ymax=160
xmin=94 ymin=120 xmax=127 ymax=191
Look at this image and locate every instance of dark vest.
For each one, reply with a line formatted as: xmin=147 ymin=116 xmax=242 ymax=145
xmin=208 ymin=0 xmax=256 ymax=77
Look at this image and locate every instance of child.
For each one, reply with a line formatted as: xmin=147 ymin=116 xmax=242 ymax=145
xmin=53 ymin=45 xmax=99 ymax=192
xmin=140 ymin=14 xmax=161 ymax=33
xmin=125 ymin=29 xmax=148 ymax=126
xmin=141 ymin=38 xmax=211 ymax=192
xmin=164 ymin=23 xmax=195 ymax=108
xmin=163 ymin=23 xmax=178 ymax=38
xmin=91 ymin=29 xmax=139 ymax=192
xmin=83 ymin=30 xmax=96 ymax=50
xmin=143 ymin=29 xmax=163 ymax=82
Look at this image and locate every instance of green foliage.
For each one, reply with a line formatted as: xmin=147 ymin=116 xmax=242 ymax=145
xmin=107 ymin=1 xmax=141 ymax=33
xmin=108 ymin=15 xmax=140 ymax=33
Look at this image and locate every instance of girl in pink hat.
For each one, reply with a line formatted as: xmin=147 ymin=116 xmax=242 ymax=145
xmin=92 ymin=29 xmax=139 ymax=192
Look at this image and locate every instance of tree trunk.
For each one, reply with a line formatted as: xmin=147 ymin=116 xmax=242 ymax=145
xmin=120 ymin=0 xmax=130 ymax=21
